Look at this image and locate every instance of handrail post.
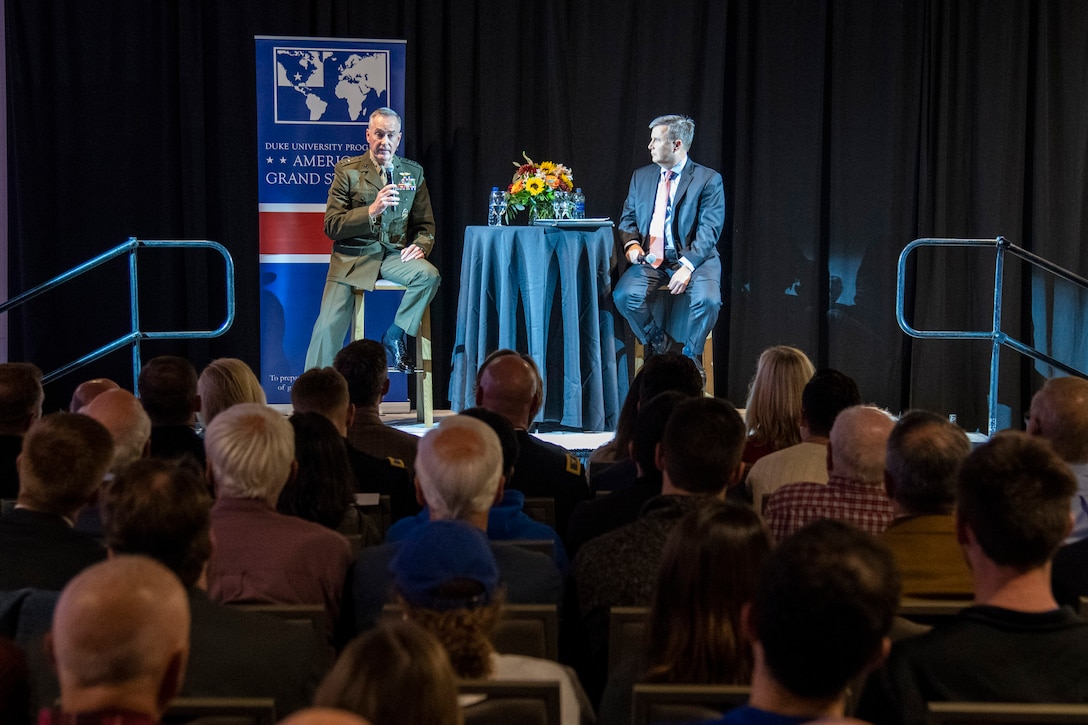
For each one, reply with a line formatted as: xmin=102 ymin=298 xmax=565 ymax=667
xmin=128 ymin=237 xmax=142 ymax=389
xmin=987 ymin=238 xmax=1007 ymax=436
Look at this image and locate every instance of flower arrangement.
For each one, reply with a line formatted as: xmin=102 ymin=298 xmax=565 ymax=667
xmin=504 ymin=153 xmax=574 ymax=223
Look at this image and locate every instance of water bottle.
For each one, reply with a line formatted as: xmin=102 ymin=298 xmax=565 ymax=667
xmin=572 ymin=188 xmax=586 ymax=219
xmin=488 ymin=187 xmax=505 ymax=226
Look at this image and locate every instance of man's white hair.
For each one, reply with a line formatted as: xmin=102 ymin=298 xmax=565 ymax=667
xmin=415 ymin=415 xmax=502 ymax=520
xmin=205 ymin=403 xmax=294 ymax=501
xmin=830 ymin=405 xmax=896 ymax=483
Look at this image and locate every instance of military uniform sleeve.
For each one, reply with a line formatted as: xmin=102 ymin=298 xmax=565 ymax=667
xmin=406 ymin=174 xmax=436 ymax=255
xmin=324 ymin=160 xmax=377 ymax=242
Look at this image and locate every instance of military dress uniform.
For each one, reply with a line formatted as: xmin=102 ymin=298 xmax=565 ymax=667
xmin=305 ymin=153 xmax=440 ymax=370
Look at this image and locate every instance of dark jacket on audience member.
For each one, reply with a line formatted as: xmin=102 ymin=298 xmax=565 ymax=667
xmin=0 ymin=508 xmax=106 ymax=590
xmin=345 ymin=440 xmax=419 ymax=523
xmin=149 ymin=424 xmax=206 ymax=466
xmin=565 ymin=473 xmax=662 ymax=558
xmin=506 ymin=429 xmax=590 ymax=539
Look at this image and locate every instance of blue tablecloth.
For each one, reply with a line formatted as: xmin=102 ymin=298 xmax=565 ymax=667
xmin=449 ymin=225 xmax=621 ymax=431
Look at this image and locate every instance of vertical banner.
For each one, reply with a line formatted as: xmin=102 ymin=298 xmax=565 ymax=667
xmin=255 ymin=36 xmax=406 ymax=404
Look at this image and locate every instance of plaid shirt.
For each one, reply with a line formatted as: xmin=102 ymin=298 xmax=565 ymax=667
xmin=765 ymin=474 xmax=895 ymax=544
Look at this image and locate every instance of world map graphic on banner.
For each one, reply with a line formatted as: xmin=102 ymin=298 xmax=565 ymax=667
xmin=274 ymin=48 xmax=389 ymax=124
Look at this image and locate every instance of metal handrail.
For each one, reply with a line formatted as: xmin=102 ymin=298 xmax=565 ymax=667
xmin=896 ymin=236 xmax=1088 ymax=435
xmin=0 ymin=236 xmax=235 ymax=385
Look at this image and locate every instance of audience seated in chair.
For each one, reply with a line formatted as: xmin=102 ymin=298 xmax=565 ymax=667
xmin=880 ymin=410 xmax=973 ymax=598
xmin=315 ymin=620 xmax=460 ymax=725
xmin=764 ymin=405 xmax=896 ymax=544
xmin=747 ymin=368 xmax=860 ymax=514
xmin=1025 ymin=376 xmax=1088 ymax=543
xmin=0 ymin=413 xmax=112 ymax=590
xmin=103 ymin=457 xmax=333 ymax=716
xmin=473 ymin=349 xmax=590 ymax=538
xmin=197 ymin=357 xmax=266 ymax=427
xmin=78 ymin=388 xmax=152 ymax=535
xmin=598 ymin=500 xmax=770 ymax=725
xmin=572 ymin=396 xmax=746 ymax=705
xmin=0 ymin=362 xmax=43 ymax=501
xmin=334 ymin=339 xmax=420 ymax=475
xmin=740 ymin=346 xmax=815 ymax=469
xmin=137 ymin=355 xmax=205 ymax=466
xmin=41 ymin=556 xmax=190 ymax=724
xmin=390 ymin=519 xmax=591 ymax=725
xmin=352 ymin=415 xmax=562 ymax=631
xmin=702 ymin=520 xmax=900 ymax=725
xmin=291 ymin=366 xmax=417 ymax=522
xmin=204 ymin=403 xmax=353 ymax=636
xmin=859 ymin=432 xmax=1088 ymax=725
xmin=388 ymin=407 xmax=569 ymax=572
xmin=68 ymin=377 xmax=119 ymax=413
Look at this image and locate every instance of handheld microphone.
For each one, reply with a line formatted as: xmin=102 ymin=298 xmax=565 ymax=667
xmin=385 ymin=165 xmax=398 ymax=211
xmin=636 ymin=252 xmax=658 ymax=265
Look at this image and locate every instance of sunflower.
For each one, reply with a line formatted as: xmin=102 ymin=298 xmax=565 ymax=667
xmin=525 ymin=177 xmax=546 ymax=196
xmin=539 ymin=161 xmax=557 ymax=174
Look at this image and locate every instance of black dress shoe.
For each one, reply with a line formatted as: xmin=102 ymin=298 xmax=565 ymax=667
xmin=647 ymin=331 xmax=670 ymax=358
xmin=688 ymin=354 xmax=707 ymax=390
xmin=383 ymin=334 xmax=415 ymax=373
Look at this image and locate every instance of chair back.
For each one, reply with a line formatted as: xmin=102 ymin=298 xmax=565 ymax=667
xmin=927 ymin=701 xmax=1088 ymax=724
xmin=897 ymin=598 xmax=973 ymax=627
xmin=163 ymin=696 xmax=276 ymax=725
xmin=631 ymin=683 xmax=750 ymax=725
xmin=608 ymin=606 xmax=649 ymax=676
xmin=522 ymin=497 xmax=557 ymax=529
xmin=459 ymin=680 xmax=561 ymax=725
xmin=353 ymin=493 xmax=392 ymax=539
xmin=229 ymin=604 xmax=326 ymax=635
xmin=507 ymin=539 xmax=555 ymax=559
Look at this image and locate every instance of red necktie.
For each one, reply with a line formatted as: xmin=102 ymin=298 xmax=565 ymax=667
xmin=647 ymin=170 xmax=675 ymax=269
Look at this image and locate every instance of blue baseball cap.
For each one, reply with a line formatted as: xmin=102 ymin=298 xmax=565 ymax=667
xmin=391 ymin=520 xmax=500 ymax=610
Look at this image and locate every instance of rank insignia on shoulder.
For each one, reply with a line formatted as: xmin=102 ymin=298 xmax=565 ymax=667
xmin=565 ymin=454 xmax=583 ymax=476
xmin=387 ymin=457 xmax=406 ymax=469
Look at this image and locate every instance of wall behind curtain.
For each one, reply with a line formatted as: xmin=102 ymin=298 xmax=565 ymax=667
xmin=7 ymin=0 xmax=1088 ymax=431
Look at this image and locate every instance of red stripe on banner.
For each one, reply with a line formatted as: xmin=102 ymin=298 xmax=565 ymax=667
xmin=259 ymin=212 xmax=330 ymax=254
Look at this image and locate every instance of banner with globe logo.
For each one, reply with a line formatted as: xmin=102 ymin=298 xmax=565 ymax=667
xmin=256 ymin=36 xmax=407 ymax=405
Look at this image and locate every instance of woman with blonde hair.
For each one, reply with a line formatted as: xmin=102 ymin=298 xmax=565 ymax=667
xmin=742 ymin=345 xmax=815 ymax=465
xmin=197 ymin=357 xmax=265 ymax=426
xmin=315 ymin=620 xmax=462 ymax=725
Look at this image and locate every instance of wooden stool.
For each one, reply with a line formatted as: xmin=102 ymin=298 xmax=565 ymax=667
xmin=633 ymin=331 xmax=714 ymax=397
xmin=352 ymin=280 xmax=433 ymax=427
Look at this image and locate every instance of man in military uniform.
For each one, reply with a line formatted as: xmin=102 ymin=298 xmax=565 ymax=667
xmin=305 ymin=106 xmax=439 ymax=372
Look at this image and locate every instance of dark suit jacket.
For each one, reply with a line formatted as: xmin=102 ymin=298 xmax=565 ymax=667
xmin=183 ymin=588 xmax=333 ymax=717
xmin=618 ymin=158 xmax=726 ymax=270
xmin=0 ymin=508 xmax=106 ymax=590
xmin=507 ymin=430 xmax=590 ymax=539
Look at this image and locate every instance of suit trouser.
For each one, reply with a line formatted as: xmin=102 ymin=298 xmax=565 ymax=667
xmin=612 ymin=261 xmax=721 ymax=357
xmin=304 ymin=252 xmax=440 ymax=370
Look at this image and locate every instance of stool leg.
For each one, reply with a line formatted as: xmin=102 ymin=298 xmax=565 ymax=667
xmin=352 ymin=291 xmax=366 ymax=341
xmin=703 ymin=331 xmax=714 ymax=397
xmin=416 ymin=305 xmax=433 ymax=427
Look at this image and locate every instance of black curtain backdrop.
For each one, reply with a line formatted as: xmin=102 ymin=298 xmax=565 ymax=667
xmin=6 ymin=0 xmax=1088 ymax=431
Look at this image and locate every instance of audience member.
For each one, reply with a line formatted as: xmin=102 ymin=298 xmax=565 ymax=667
xmin=741 ymin=346 xmax=815 ymax=467
xmin=764 ymin=405 xmax=896 ymax=543
xmin=204 ymin=403 xmax=353 ymax=633
xmin=590 ymin=352 xmax=703 ymax=496
xmin=474 ymin=349 xmax=590 ymax=537
xmin=387 ymin=407 xmax=568 ymax=570
xmin=102 ymin=457 xmax=332 ymax=716
xmin=747 ymin=368 xmax=860 ymax=513
xmin=137 ymin=355 xmax=205 ymax=465
xmin=197 ymin=357 xmax=265 ymax=426
xmin=703 ymin=520 xmax=900 ymax=725
xmin=859 ymin=432 xmax=1088 ymax=724
xmin=42 ymin=556 xmax=190 ymax=723
xmin=392 ymin=520 xmax=591 ymax=725
xmin=352 ymin=415 xmax=561 ymax=631
xmin=68 ymin=378 xmax=119 ymax=413
xmin=279 ymin=709 xmax=372 ymax=725
xmin=290 ymin=366 xmax=416 ymax=522
xmin=1025 ymin=375 xmax=1088 ymax=542
xmin=880 ymin=410 xmax=972 ymax=598
xmin=599 ymin=501 xmax=771 ymax=725
xmin=333 ymin=340 xmax=419 ymax=472
xmin=573 ymin=396 xmax=746 ymax=703
xmin=314 ymin=620 xmax=460 ymax=725
xmin=281 ymin=412 xmax=381 ymax=548
xmin=0 ymin=362 xmax=43 ymax=500
xmin=0 ymin=413 xmax=112 ymax=590
xmin=566 ymin=391 xmax=687 ymax=557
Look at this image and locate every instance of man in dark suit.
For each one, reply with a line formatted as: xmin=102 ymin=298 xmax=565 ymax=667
xmin=614 ymin=114 xmax=726 ymax=379
xmin=0 ymin=413 xmax=113 ymax=590
xmin=102 ymin=457 xmax=332 ymax=717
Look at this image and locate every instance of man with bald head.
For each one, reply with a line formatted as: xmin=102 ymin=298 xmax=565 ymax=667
xmin=474 ymin=349 xmax=589 ymax=537
xmin=352 ymin=415 xmax=562 ymax=631
xmin=43 ymin=555 xmax=189 ymax=723
xmin=0 ymin=413 xmax=113 ymax=590
xmin=765 ymin=405 xmax=897 ymax=543
xmin=1025 ymin=376 xmax=1088 ymax=543
xmin=68 ymin=378 xmax=120 ymax=413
